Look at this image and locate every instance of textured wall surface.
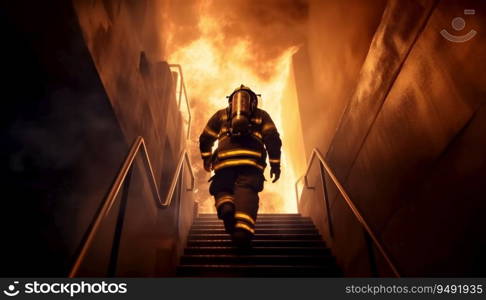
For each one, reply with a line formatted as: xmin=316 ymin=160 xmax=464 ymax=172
xmin=0 ymin=0 xmax=193 ymax=276
xmin=0 ymin=0 xmax=128 ymax=276
xmin=297 ymin=0 xmax=486 ymax=276
xmin=295 ymin=0 xmax=388 ymax=276
xmin=74 ymin=0 xmax=193 ymax=276
xmin=295 ymin=0 xmax=387 ymax=160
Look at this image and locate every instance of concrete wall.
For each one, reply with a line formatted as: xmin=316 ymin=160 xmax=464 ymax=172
xmin=73 ymin=0 xmax=194 ymax=276
xmin=295 ymin=0 xmax=387 ymax=160
xmin=0 ymin=0 xmax=194 ymax=276
xmin=294 ymin=0 xmax=388 ymax=276
xmin=297 ymin=0 xmax=486 ymax=276
xmin=0 ymin=0 xmax=128 ymax=276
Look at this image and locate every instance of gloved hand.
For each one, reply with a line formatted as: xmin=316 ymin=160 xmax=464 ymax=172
xmin=203 ymin=157 xmax=212 ymax=172
xmin=270 ymin=164 xmax=281 ymax=183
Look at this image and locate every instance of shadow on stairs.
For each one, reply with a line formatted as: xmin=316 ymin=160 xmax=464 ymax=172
xmin=177 ymin=213 xmax=342 ymax=277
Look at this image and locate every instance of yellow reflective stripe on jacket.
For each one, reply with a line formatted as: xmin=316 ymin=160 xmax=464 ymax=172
xmin=213 ymin=159 xmax=264 ymax=171
xmin=218 ymin=149 xmax=262 ymax=159
xmin=201 ymin=152 xmax=212 ymax=158
xmin=204 ymin=126 xmax=219 ymax=138
xmin=269 ymin=158 xmax=280 ymax=163
xmin=235 ymin=212 xmax=256 ymax=225
xmin=235 ymin=222 xmax=255 ymax=234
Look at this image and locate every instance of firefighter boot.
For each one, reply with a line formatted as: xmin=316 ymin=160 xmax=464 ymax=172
xmin=219 ymin=202 xmax=236 ymax=234
xmin=215 ymin=193 xmax=237 ymax=234
xmin=231 ymin=227 xmax=253 ymax=249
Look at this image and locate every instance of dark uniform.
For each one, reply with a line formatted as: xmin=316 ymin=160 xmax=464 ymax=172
xmin=199 ymin=85 xmax=282 ymax=247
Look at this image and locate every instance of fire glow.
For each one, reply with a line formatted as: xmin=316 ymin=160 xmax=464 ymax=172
xmin=166 ymin=1 xmax=302 ymax=213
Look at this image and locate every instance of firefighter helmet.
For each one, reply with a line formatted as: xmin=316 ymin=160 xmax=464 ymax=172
xmin=227 ymin=85 xmax=258 ymax=108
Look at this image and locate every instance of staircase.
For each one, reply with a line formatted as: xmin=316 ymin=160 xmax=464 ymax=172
xmin=176 ymin=213 xmax=341 ymax=277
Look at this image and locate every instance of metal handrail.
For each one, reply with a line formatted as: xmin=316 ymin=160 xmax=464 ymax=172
xmin=295 ymin=148 xmax=400 ymax=277
xmin=169 ymin=64 xmax=192 ymax=140
xmin=69 ymin=136 xmax=195 ymax=277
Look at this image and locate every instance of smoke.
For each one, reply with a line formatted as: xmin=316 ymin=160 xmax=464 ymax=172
xmin=166 ymin=0 xmax=307 ymax=76
xmin=164 ymin=0 xmax=308 ymax=213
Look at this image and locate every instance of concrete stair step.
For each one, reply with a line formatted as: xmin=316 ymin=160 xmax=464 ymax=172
xmin=198 ymin=213 xmax=302 ymax=217
xmin=180 ymin=254 xmax=333 ymax=265
xmin=178 ymin=213 xmax=341 ymax=277
xmin=190 ymin=228 xmax=318 ymax=234
xmin=187 ymin=239 xmax=326 ymax=247
xmin=196 ymin=216 xmax=308 ymax=221
xmin=194 ymin=219 xmax=313 ymax=225
xmin=176 ymin=264 xmax=341 ymax=277
xmin=184 ymin=246 xmax=331 ymax=255
xmin=188 ymin=233 xmax=322 ymax=240
xmin=190 ymin=224 xmax=317 ymax=230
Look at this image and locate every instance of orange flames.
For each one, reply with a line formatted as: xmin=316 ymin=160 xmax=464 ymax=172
xmin=166 ymin=1 xmax=301 ymax=213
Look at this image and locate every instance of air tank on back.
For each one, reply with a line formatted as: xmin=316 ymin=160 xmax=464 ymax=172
xmin=230 ymin=90 xmax=252 ymax=136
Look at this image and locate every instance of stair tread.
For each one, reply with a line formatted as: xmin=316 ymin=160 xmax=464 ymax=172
xmin=184 ymin=246 xmax=330 ymax=254
xmin=189 ymin=233 xmax=320 ymax=236
xmin=176 ymin=264 xmax=341 ymax=276
xmin=185 ymin=246 xmax=328 ymax=250
xmin=190 ymin=227 xmax=317 ymax=229
xmin=194 ymin=221 xmax=312 ymax=224
xmin=181 ymin=254 xmax=334 ymax=264
xmin=187 ymin=241 xmax=326 ymax=248
xmin=192 ymin=225 xmax=316 ymax=227
xmin=188 ymin=234 xmax=321 ymax=241
xmin=189 ymin=228 xmax=319 ymax=235
xmin=196 ymin=218 xmax=310 ymax=221
xmin=196 ymin=219 xmax=307 ymax=221
xmin=178 ymin=264 xmax=332 ymax=269
xmin=188 ymin=239 xmax=325 ymax=242
xmin=190 ymin=228 xmax=318 ymax=231
xmin=196 ymin=216 xmax=309 ymax=219
xmin=195 ymin=219 xmax=312 ymax=221
xmin=178 ymin=213 xmax=341 ymax=277
xmin=198 ymin=214 xmax=301 ymax=216
xmin=182 ymin=254 xmax=330 ymax=258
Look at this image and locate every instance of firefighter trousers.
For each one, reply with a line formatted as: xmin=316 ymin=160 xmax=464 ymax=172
xmin=209 ymin=166 xmax=265 ymax=236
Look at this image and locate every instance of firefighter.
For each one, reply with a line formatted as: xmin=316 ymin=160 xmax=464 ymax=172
xmin=199 ymin=85 xmax=282 ymax=248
